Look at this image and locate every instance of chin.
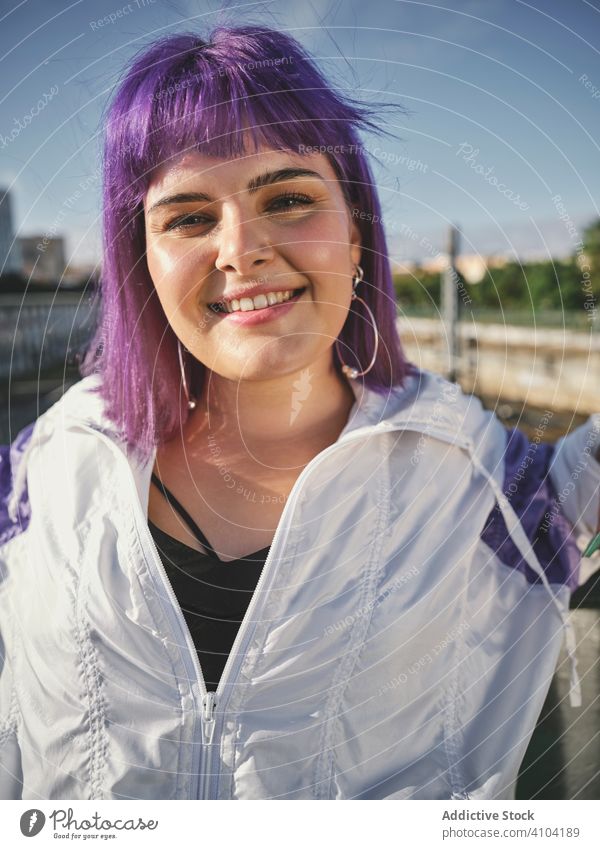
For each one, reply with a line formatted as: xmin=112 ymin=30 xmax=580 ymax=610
xmin=224 ymin=342 xmax=315 ymax=378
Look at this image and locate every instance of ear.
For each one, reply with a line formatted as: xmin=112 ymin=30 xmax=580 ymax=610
xmin=349 ymin=217 xmax=362 ymax=268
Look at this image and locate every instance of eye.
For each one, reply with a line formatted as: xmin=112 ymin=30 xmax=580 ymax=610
xmin=162 ymin=192 xmax=315 ymax=232
xmin=165 ymin=212 xmax=212 ymax=232
xmin=267 ymin=192 xmax=315 ymax=212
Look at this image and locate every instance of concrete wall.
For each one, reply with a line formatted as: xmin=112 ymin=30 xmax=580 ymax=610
xmin=397 ymin=317 xmax=599 ymax=416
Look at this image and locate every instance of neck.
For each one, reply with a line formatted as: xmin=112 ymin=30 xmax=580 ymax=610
xmin=189 ymin=353 xmax=357 ymax=462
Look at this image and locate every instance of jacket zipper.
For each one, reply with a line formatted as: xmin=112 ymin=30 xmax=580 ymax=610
xmin=200 ymin=691 xmax=217 ymax=799
xmin=129 ymin=493 xmax=213 ymax=798
xmin=130 ymin=504 xmax=245 ymax=794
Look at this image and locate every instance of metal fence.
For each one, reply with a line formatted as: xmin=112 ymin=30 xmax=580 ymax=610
xmin=0 ymin=291 xmax=98 ymax=380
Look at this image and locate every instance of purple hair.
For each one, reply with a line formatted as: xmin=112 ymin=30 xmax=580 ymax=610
xmin=80 ymin=24 xmax=413 ymax=462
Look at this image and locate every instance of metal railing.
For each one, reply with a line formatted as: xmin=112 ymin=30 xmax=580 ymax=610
xmin=0 ymin=291 xmax=98 ymax=380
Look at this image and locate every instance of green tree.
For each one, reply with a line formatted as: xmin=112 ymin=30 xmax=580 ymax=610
xmin=582 ymin=217 xmax=600 ymax=272
xmin=393 ymin=271 xmax=440 ymax=310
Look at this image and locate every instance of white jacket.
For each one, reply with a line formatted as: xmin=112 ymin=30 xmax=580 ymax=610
xmin=0 ymin=369 xmax=599 ymax=800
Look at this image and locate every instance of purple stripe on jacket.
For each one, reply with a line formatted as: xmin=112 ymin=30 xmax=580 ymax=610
xmin=481 ymin=427 xmax=581 ymax=590
xmin=0 ymin=422 xmax=35 ymax=547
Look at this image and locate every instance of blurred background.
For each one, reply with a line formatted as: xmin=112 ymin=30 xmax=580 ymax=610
xmin=0 ymin=0 xmax=598 ymax=799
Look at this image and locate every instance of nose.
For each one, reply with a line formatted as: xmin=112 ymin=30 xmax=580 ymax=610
xmin=214 ymin=206 xmax=275 ymax=276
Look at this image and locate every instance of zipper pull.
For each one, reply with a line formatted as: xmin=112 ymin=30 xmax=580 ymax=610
xmin=202 ymin=691 xmax=217 ymax=745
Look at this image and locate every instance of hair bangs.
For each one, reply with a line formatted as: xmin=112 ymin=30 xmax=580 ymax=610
xmin=112 ymin=40 xmax=375 ymax=206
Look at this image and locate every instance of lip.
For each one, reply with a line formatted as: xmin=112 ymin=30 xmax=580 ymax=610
xmin=210 ymin=287 xmax=307 ymax=326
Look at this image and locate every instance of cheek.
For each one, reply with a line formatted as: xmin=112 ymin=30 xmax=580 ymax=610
xmin=290 ymin=212 xmax=351 ymax=259
xmin=303 ymin=242 xmax=354 ymax=309
xmin=146 ymin=238 xmax=204 ymax=315
xmin=146 ymin=237 xmax=203 ymax=281
xmin=287 ymin=218 xmax=354 ymax=288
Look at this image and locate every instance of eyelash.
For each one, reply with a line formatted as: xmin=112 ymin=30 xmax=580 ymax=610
xmin=164 ymin=192 xmax=315 ymax=232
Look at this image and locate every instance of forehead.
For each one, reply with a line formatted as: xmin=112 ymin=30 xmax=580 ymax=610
xmin=144 ymin=145 xmax=339 ymax=207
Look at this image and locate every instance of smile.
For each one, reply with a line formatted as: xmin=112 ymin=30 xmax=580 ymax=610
xmin=209 ymin=287 xmax=307 ymax=314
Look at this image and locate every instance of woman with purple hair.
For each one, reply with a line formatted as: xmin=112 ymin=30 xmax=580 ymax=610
xmin=0 ymin=25 xmax=599 ymax=801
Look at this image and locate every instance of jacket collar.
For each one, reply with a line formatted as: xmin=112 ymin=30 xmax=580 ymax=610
xmin=20 ymin=367 xmax=461 ymax=511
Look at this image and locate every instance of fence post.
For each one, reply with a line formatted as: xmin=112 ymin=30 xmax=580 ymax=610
xmin=441 ymin=223 xmax=461 ymax=382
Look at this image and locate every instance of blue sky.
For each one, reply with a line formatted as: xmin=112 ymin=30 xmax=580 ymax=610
xmin=1 ymin=0 xmax=599 ymax=267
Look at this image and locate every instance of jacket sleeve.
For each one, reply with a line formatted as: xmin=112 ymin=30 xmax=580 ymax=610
xmin=0 ymin=433 xmax=33 ymax=800
xmin=0 ymin=627 xmax=23 ymax=799
xmin=480 ymin=419 xmax=600 ymax=592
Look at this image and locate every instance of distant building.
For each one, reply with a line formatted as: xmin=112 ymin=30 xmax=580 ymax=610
xmin=0 ymin=187 xmax=22 ymax=274
xmin=19 ymin=236 xmax=66 ymax=282
xmin=456 ymin=254 xmax=508 ymax=284
xmin=62 ymin=262 xmax=100 ymax=288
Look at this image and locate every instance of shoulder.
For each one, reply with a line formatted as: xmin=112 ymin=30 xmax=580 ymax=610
xmin=400 ymin=369 xmax=582 ymax=588
xmin=391 ymin=367 xmax=508 ymax=468
xmin=0 ymin=422 xmax=36 ymax=547
xmin=0 ymin=374 xmax=113 ymax=548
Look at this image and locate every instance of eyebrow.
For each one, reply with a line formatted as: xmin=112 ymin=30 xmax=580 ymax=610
xmin=146 ymin=167 xmax=326 ymax=215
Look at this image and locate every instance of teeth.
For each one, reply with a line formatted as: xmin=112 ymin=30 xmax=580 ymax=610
xmin=222 ymin=289 xmax=299 ymax=313
xmin=252 ymin=294 xmax=268 ymax=309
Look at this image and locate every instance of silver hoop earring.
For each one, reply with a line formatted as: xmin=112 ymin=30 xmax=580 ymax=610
xmin=335 ymin=264 xmax=379 ymax=379
xmin=177 ymin=339 xmax=197 ymax=410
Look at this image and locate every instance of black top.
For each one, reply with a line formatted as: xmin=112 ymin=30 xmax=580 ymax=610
xmin=148 ymin=472 xmax=270 ymax=691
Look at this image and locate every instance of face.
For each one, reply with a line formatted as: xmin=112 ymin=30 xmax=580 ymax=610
xmin=143 ymin=144 xmax=362 ymax=383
